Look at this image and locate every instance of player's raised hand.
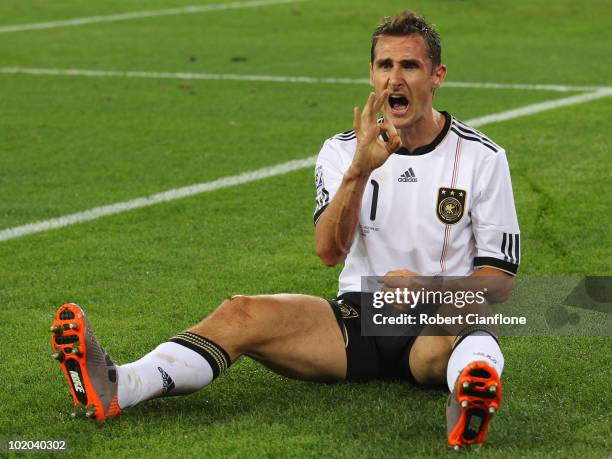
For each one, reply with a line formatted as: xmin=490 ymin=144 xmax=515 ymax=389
xmin=350 ymin=85 xmax=401 ymax=177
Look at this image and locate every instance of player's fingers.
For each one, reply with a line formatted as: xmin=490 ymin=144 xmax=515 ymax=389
xmin=378 ymin=275 xmax=398 ymax=288
xmin=377 ymin=276 xmax=397 ymax=290
xmin=373 ymin=89 xmax=388 ymax=115
xmin=385 ymin=130 xmax=401 ymax=153
xmin=378 ymin=127 xmax=390 ymax=143
xmin=381 ymin=119 xmax=401 ymax=151
xmin=382 ymin=117 xmax=399 ymax=137
xmin=379 ymin=126 xmax=401 ymax=153
xmin=353 ymin=106 xmax=361 ymax=133
xmin=361 ymin=92 xmax=375 ymax=120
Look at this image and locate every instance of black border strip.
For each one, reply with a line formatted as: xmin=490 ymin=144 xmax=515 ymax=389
xmin=393 ymin=111 xmax=451 ymax=156
xmin=474 ymin=256 xmax=518 ymax=275
xmin=169 ymin=333 xmax=230 ymax=379
xmin=313 ymin=204 xmax=328 ymax=225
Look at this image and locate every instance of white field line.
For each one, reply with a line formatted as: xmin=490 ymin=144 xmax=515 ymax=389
xmin=0 ymin=158 xmax=317 ymax=242
xmin=1 ymin=66 xmax=610 ymax=93
xmin=1 ymin=89 xmax=611 ymax=243
xmin=0 ymin=0 xmax=304 ymax=33
xmin=466 ymin=88 xmax=612 ymax=126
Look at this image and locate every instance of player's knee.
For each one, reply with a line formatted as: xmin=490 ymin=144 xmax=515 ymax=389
xmin=195 ymin=295 xmax=283 ymax=353
xmin=218 ymin=295 xmax=259 ymax=325
xmin=409 ymin=340 xmax=451 ymax=386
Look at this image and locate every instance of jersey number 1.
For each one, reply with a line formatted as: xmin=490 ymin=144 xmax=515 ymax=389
xmin=370 ymin=179 xmax=379 ymax=221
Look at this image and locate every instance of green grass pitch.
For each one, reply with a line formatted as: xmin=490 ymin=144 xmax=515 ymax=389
xmin=0 ymin=0 xmax=610 ymax=457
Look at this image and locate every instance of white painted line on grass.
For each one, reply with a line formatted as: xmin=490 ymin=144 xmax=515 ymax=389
xmin=0 ymin=67 xmax=369 ymax=86
xmin=466 ymin=88 xmax=612 ymax=126
xmin=2 ymin=89 xmax=611 ymax=243
xmin=1 ymin=67 xmax=610 ymax=92
xmin=444 ymin=81 xmax=612 ymax=93
xmin=0 ymin=157 xmax=317 ymax=242
xmin=0 ymin=0 xmax=304 ymax=33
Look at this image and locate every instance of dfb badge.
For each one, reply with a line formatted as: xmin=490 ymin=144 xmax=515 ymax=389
xmin=436 ymin=187 xmax=467 ymax=225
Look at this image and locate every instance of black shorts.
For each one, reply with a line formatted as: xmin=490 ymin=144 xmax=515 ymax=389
xmin=327 ymin=292 xmax=417 ymax=382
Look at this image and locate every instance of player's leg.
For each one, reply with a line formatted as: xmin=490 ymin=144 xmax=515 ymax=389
xmin=187 ymin=293 xmax=347 ymax=381
xmin=408 ymin=315 xmax=504 ymax=449
xmin=408 ymin=334 xmax=453 ymax=386
xmin=51 ymin=294 xmax=346 ymax=420
xmin=444 ymin=331 xmax=503 ymax=450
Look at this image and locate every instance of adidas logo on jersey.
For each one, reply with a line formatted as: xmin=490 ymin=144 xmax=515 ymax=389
xmin=398 ymin=168 xmax=417 ymax=182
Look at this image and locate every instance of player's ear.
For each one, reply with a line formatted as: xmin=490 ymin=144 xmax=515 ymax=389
xmin=369 ymin=63 xmax=374 ymax=87
xmin=432 ymin=64 xmax=447 ymax=91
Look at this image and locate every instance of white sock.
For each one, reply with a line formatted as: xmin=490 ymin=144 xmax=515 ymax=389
xmin=446 ymin=331 xmax=504 ymax=392
xmin=117 ymin=342 xmax=214 ymax=408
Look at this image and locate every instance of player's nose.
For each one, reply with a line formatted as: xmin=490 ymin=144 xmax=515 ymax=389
xmin=388 ymin=65 xmax=405 ymax=89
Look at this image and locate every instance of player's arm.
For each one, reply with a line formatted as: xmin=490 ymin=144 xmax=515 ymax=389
xmin=315 ymin=88 xmax=401 ymax=266
xmin=468 ymin=267 xmax=514 ymax=304
xmin=314 ymin=165 xmax=369 ymax=266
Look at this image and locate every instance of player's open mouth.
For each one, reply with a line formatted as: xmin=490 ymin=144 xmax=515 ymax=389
xmin=388 ymin=94 xmax=410 ymax=116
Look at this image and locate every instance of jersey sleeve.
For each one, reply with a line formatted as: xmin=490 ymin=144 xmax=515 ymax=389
xmin=313 ymin=139 xmax=347 ymax=224
xmin=471 ymin=149 xmax=521 ymax=275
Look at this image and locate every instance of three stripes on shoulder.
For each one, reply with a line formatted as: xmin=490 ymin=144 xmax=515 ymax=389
xmin=451 ymin=118 xmax=501 ymax=153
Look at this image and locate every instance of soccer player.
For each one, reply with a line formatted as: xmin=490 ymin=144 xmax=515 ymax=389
xmin=50 ymin=11 xmax=520 ymax=450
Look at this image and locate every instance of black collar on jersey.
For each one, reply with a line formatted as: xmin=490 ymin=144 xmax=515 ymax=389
xmin=393 ymin=111 xmax=451 ymax=156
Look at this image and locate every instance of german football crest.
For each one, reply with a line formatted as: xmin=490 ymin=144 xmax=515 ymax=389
xmin=436 ymin=187 xmax=467 ymax=225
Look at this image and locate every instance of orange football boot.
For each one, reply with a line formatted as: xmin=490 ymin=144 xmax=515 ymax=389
xmin=447 ymin=361 xmax=502 ymax=450
xmin=50 ymin=303 xmax=121 ymax=421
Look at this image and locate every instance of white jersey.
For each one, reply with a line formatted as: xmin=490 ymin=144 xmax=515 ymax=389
xmin=314 ymin=112 xmax=520 ymax=296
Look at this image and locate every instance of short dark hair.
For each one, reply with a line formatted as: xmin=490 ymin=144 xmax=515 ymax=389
xmin=370 ymin=11 xmax=442 ymax=69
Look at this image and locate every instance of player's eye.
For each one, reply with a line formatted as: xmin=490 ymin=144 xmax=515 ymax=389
xmin=402 ymin=61 xmax=419 ymax=69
